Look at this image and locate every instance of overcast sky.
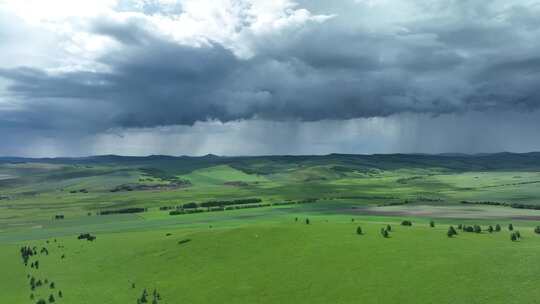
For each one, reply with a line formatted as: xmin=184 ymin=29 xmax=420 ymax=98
xmin=1 ymin=0 xmax=540 ymax=157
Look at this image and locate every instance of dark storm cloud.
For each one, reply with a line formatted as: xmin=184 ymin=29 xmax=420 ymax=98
xmin=1 ymin=0 xmax=540 ymax=133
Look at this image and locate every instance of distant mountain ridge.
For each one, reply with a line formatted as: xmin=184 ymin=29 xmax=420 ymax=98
xmin=2 ymin=152 xmax=540 ymax=175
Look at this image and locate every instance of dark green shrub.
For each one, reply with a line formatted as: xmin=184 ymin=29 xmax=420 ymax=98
xmin=511 ymin=233 xmax=518 ymax=241
xmin=447 ymin=226 xmax=457 ymax=237
xmin=463 ymin=225 xmax=474 ymax=232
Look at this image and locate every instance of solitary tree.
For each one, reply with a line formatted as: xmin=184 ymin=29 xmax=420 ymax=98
xmin=511 ymin=233 xmax=518 ymax=242
xmin=48 ymin=294 xmax=55 ymax=303
xmin=487 ymin=225 xmax=494 ymax=233
xmin=515 ymin=231 xmax=521 ymax=239
xmin=386 ymin=224 xmax=392 ymax=232
xmin=305 ymin=218 xmax=310 ymax=225
xmin=447 ymin=226 xmax=457 ymax=237
xmin=534 ymin=226 xmax=540 ymax=234
xmin=356 ymin=226 xmax=363 ymax=235
xmin=430 ymin=220 xmax=435 ymax=228
xmin=508 ymin=223 xmax=514 ymax=231
xmin=495 ymin=224 xmax=501 ymax=232
xmin=381 ymin=228 xmax=389 ymax=238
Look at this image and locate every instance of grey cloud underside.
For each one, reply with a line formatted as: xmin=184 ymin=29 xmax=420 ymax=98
xmin=1 ymin=1 xmax=540 ymax=132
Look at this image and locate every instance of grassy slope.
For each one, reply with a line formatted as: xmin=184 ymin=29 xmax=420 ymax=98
xmin=2 ymin=154 xmax=540 ymax=303
xmin=3 ymin=216 xmax=540 ymax=304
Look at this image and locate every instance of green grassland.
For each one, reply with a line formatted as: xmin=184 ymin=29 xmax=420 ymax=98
xmin=2 ymin=153 xmax=540 ymax=303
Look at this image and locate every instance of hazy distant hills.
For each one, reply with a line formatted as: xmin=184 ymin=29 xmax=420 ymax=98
xmin=2 ymin=152 xmax=540 ymax=175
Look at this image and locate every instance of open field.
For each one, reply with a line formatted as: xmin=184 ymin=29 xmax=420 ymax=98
xmin=4 ymin=215 xmax=540 ymax=304
xmin=2 ymin=153 xmax=540 ymax=303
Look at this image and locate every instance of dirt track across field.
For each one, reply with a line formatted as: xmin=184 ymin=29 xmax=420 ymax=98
xmin=339 ymin=204 xmax=540 ymax=221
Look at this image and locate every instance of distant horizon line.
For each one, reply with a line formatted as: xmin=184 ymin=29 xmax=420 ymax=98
xmin=1 ymin=151 xmax=540 ymax=159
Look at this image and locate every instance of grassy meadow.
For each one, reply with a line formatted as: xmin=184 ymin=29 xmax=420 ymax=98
xmin=2 ymin=153 xmax=540 ymax=303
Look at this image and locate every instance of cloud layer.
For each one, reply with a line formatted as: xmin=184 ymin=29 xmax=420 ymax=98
xmin=1 ymin=0 xmax=540 ymax=156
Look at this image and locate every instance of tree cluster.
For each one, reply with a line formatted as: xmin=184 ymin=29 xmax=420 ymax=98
xmin=461 ymin=225 xmax=482 ymax=233
xmin=137 ymin=288 xmax=162 ymax=304
xmin=461 ymin=200 xmax=540 ymax=210
xmin=447 ymin=226 xmax=458 ymax=237
xmin=98 ymin=208 xmax=147 ymax=216
xmin=511 ymin=231 xmax=521 ymax=241
xmin=20 ymin=246 xmax=35 ymax=265
xmin=77 ymin=233 xmax=96 ymax=241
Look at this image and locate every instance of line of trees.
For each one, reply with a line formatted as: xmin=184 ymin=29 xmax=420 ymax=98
xmin=164 ymin=198 xmax=262 ymax=211
xmin=168 ymin=198 xmax=319 ymax=216
xmin=461 ymin=200 xmax=540 ymax=210
xmin=98 ymin=208 xmax=147 ymax=216
xmin=200 ymin=198 xmax=262 ymax=208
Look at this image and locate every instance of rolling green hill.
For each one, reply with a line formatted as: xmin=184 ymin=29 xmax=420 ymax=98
xmin=2 ymin=153 xmax=540 ymax=303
